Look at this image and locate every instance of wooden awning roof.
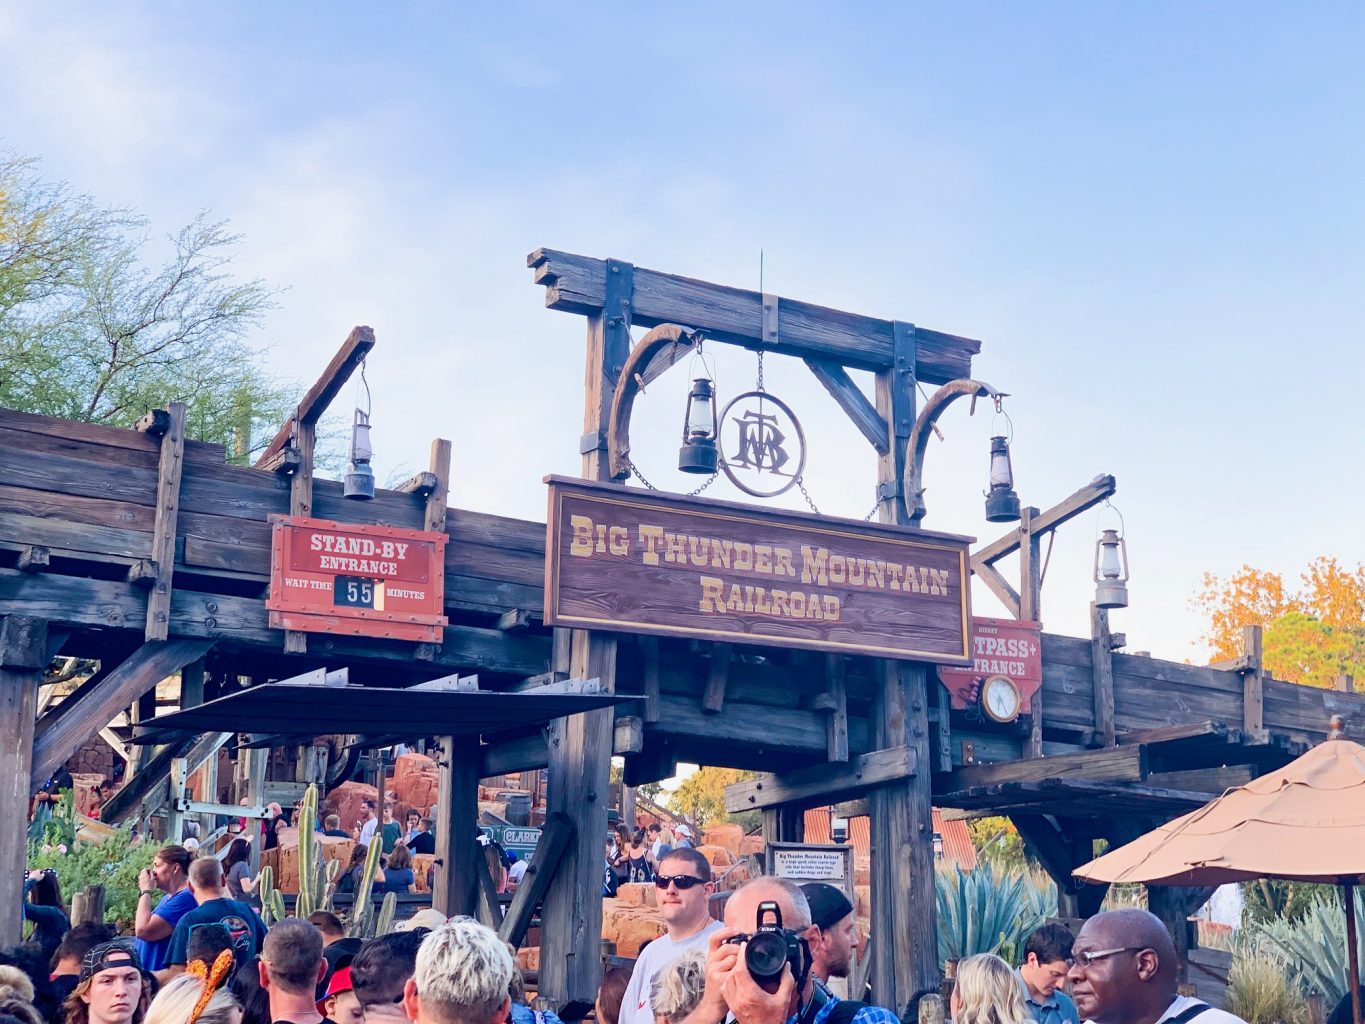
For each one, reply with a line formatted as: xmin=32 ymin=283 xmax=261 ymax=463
xmin=133 ymin=677 xmax=629 ymax=745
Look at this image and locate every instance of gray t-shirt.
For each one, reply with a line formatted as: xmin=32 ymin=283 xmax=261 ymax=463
xmin=226 ymin=860 xmax=252 ymax=900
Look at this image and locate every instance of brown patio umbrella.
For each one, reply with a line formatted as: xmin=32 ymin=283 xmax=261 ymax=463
xmin=1074 ymin=730 xmax=1365 ymax=1024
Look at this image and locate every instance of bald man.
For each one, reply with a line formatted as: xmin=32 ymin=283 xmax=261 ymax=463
xmin=681 ymin=878 xmax=895 ymax=1024
xmin=1066 ymin=910 xmax=1248 ymax=1024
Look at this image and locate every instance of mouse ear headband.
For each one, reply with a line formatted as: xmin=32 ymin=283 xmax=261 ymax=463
xmin=185 ymin=949 xmax=234 ymax=1024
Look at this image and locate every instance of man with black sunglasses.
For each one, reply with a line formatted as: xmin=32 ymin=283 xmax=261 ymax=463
xmin=1066 ymin=910 xmax=1247 ymax=1024
xmin=619 ymin=849 xmax=722 ymax=1024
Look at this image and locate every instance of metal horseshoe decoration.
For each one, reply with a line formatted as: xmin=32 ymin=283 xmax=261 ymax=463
xmin=717 ymin=389 xmax=807 ymax=498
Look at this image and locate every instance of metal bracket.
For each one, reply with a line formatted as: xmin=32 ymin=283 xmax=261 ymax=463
xmin=876 ymin=480 xmax=901 ymax=500
xmin=177 ymin=800 xmax=271 ymax=818
xmin=761 ymin=293 xmax=780 ymax=347
xmin=580 ymin=430 xmax=607 ymax=455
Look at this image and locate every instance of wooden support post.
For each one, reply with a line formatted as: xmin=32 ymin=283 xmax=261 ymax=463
xmin=0 ymin=617 xmax=48 ymax=949
xmin=145 ymin=402 xmax=187 ymax=642
xmin=540 ymin=304 xmax=625 ymax=1018
xmin=640 ymin=637 xmax=660 ymax=724
xmin=825 ymin=655 xmax=849 ymax=763
xmin=16 ymin=546 xmax=49 ymax=573
xmin=433 ymin=735 xmax=479 ymax=917
xmin=1242 ymin=625 xmax=1264 ymax=734
xmin=1338 ymin=674 xmax=1355 ymax=693
xmin=762 ymin=805 xmax=804 ymax=843
xmin=1148 ymin=885 xmax=1218 ymax=983
xmin=283 ymin=418 xmax=316 ymax=655
xmin=1020 ymin=507 xmax=1043 ymax=758
xmin=499 ymin=811 xmax=574 ymax=947
xmin=932 ymin=680 xmax=952 ymax=774
xmin=868 ymin=661 xmax=939 ymax=1015
xmin=1091 ymin=604 xmax=1116 ymax=748
xmin=130 ymin=689 xmax=158 ymax=776
xmin=868 ymin=320 xmax=939 ymax=1015
xmin=702 ymin=642 xmax=731 ymax=713
xmin=245 ymin=742 xmax=267 ymax=868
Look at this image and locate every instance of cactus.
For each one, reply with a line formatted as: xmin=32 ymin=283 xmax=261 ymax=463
xmin=347 ymin=837 xmax=384 ymax=937
xmin=259 ymin=865 xmax=287 ymax=926
xmin=374 ymin=891 xmax=396 ymax=937
xmin=296 ymin=785 xmax=321 ymax=917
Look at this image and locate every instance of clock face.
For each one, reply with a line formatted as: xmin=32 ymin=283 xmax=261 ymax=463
xmin=981 ymin=675 xmax=1021 ymax=723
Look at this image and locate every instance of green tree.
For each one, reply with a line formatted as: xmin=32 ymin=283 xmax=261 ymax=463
xmin=0 ymin=153 xmax=291 ymax=462
xmin=669 ymin=767 xmax=758 ymax=829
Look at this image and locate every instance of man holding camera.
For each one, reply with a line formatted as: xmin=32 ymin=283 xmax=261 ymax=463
xmin=619 ymin=848 xmax=724 ymax=1024
xmin=681 ymin=879 xmax=895 ymax=1024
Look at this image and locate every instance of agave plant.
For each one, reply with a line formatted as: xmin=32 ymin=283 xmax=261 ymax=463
xmin=935 ymin=863 xmax=1057 ymax=967
xmin=1254 ymin=890 xmax=1365 ymax=1004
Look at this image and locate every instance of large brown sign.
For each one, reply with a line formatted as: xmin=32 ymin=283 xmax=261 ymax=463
xmin=544 ymin=477 xmax=971 ymax=662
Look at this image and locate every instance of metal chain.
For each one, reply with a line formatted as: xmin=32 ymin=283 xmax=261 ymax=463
xmin=794 ymin=475 xmax=820 ymax=515
xmin=863 ymin=501 xmax=880 ymax=522
xmin=626 ymin=457 xmax=717 ymax=497
xmin=756 ymin=350 xmax=765 ymax=392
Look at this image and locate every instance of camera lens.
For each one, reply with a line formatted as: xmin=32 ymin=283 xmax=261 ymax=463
xmin=744 ymin=932 xmax=789 ymax=979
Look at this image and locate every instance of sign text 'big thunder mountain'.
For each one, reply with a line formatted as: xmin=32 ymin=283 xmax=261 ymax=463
xmin=544 ymin=477 xmax=971 ymax=662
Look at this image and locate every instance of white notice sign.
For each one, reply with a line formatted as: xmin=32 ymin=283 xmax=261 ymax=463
xmin=772 ymin=848 xmax=846 ymax=881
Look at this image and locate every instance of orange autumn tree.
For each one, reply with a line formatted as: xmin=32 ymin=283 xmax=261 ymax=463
xmin=1196 ymin=557 xmax=1365 ymax=688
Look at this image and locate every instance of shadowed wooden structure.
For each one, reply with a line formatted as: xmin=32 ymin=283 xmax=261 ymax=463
xmin=0 ymin=251 xmax=1358 ymax=1016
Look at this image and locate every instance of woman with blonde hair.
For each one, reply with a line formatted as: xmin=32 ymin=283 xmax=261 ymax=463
xmin=144 ymin=953 xmax=241 ymax=1024
xmin=950 ymin=953 xmax=1032 ymax=1024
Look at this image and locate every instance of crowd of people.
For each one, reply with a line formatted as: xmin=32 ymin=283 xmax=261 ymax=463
xmin=19 ymin=831 xmax=1340 ymax=1024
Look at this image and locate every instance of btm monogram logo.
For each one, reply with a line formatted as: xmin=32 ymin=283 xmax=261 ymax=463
xmin=729 ymin=410 xmax=792 ymax=477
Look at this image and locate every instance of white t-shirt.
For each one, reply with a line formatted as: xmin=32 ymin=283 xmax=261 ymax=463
xmin=619 ymin=919 xmax=724 ymax=1024
xmin=359 ymin=817 xmax=378 ymax=846
xmin=1154 ymin=996 xmax=1249 ymax=1024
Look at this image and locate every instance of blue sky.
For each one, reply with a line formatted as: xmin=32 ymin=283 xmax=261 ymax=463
xmin=3 ymin=3 xmax=1362 ymax=661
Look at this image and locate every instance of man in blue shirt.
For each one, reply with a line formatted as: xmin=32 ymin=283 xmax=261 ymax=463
xmin=684 ymin=877 xmax=898 ymax=1024
xmin=166 ymin=856 xmax=267 ymax=973
xmin=132 ymin=845 xmax=195 ymax=977
xmin=1018 ymin=923 xmax=1081 ymax=1024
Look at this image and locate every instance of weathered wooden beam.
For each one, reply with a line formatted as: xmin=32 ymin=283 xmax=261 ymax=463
xmin=1242 ymin=625 xmax=1264 ymax=734
xmin=805 ymin=359 xmax=889 ymax=455
xmin=529 ymin=248 xmax=980 ymax=382
xmin=0 ymin=616 xmax=49 ymax=948
xmin=874 ymin=322 xmax=917 ymax=522
xmin=134 ymin=409 xmax=171 ymax=436
xmin=31 ymin=638 xmax=213 ymax=792
xmin=125 ymin=560 xmax=158 ymax=588
xmin=640 ymin=636 xmax=661 ymax=724
xmin=396 ymin=471 xmax=439 ymax=497
xmin=497 ymin=609 xmax=532 ymax=632
xmin=824 ymin=655 xmax=849 ymax=763
xmin=499 ymin=812 xmax=574 ymax=947
xmin=1147 ymin=765 xmax=1256 ymax=793
xmin=146 ymin=403 xmax=187 ymax=642
xmin=762 ymin=806 xmax=804 ymax=843
xmin=975 ymin=475 xmax=1118 ymax=567
xmin=1091 ymin=603 xmax=1116 ymax=748
xmin=283 ymin=412 xmax=316 ymax=654
xmin=474 ymin=841 xmax=505 ymax=930
xmin=16 ymin=546 xmax=49 ymax=573
xmin=432 ymin=735 xmax=478 ymax=918
xmin=257 ymin=447 xmax=302 ymax=475
xmin=1020 ymin=507 xmax=1043 ymax=757
xmin=725 ymin=745 xmax=916 ymax=813
xmin=947 ymin=744 xmax=1147 ymax=792
xmin=702 ymin=643 xmax=731 ymax=714
xmin=614 ymin=715 xmax=644 ymax=756
xmin=970 ymin=557 xmax=1022 ymax=619
xmin=1338 ymin=674 xmax=1355 ymax=693
xmin=1118 ymin=720 xmax=1230 ymax=746
xmin=256 ymin=325 xmax=376 ymax=468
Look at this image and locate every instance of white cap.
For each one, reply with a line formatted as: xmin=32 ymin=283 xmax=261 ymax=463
xmin=395 ymin=908 xmax=449 ymax=932
xmin=675 ymin=824 xmax=692 ymax=837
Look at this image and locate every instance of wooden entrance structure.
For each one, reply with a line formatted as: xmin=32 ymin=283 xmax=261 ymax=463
xmin=0 ymin=249 xmax=1358 ymax=1016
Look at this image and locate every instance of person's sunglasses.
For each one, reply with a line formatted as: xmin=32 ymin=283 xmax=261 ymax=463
xmin=654 ymin=874 xmax=707 ymax=891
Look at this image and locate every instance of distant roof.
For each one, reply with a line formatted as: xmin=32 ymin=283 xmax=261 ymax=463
xmin=133 ymin=678 xmax=628 ymax=745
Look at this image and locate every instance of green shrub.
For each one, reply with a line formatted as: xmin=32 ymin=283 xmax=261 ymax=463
xmin=935 ymin=863 xmax=1057 ymax=966
xmin=1225 ymin=951 xmax=1310 ymax=1024
xmin=28 ymin=828 xmax=157 ymax=929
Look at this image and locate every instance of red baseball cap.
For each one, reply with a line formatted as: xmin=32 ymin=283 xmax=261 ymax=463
xmin=316 ymin=967 xmax=353 ymax=1015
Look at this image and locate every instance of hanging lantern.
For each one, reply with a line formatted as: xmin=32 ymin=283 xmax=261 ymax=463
xmin=983 ymin=435 xmax=1021 ymax=523
xmin=1094 ymin=527 xmax=1130 ymax=609
xmin=343 ymin=407 xmax=375 ymax=500
xmin=678 ymin=377 xmax=719 ymax=474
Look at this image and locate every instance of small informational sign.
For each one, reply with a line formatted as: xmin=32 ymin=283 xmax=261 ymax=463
xmin=544 ymin=477 xmax=972 ymax=662
xmin=265 ymin=515 xmax=448 ymax=643
xmin=765 ymin=842 xmax=855 ymax=903
xmin=937 ymin=616 xmax=1043 ymax=712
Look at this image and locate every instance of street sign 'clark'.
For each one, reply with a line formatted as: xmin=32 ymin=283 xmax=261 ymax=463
xmin=266 ymin=515 xmax=448 ymax=642
xmin=544 ymin=477 xmax=971 ymax=661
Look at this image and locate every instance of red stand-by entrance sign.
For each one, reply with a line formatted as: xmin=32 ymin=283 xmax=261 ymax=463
xmin=265 ymin=515 xmax=448 ymax=643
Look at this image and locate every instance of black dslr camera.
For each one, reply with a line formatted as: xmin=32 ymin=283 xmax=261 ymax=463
xmin=725 ymin=900 xmax=812 ymax=993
